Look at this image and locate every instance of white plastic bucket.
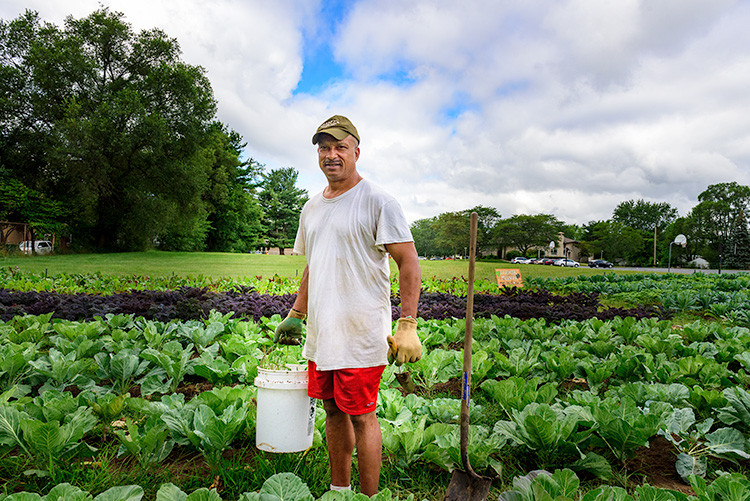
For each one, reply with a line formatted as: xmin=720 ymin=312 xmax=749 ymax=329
xmin=254 ymin=364 xmax=316 ymax=453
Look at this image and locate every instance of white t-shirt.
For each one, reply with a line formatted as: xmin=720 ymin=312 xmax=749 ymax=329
xmin=294 ymin=179 xmax=413 ymax=370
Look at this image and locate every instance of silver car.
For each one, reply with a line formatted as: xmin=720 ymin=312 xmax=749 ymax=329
xmin=553 ymin=258 xmax=579 ymax=267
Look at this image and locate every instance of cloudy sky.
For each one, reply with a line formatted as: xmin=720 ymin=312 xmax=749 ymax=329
xmin=3 ymin=0 xmax=750 ymax=226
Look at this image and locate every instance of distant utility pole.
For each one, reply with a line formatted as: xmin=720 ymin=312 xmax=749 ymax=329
xmin=653 ymin=226 xmax=657 ymax=266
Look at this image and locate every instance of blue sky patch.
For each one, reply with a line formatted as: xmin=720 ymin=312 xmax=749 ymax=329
xmin=294 ymin=0 xmax=356 ymax=95
xmin=441 ymin=91 xmax=477 ymax=122
xmin=295 ymin=42 xmax=345 ymax=95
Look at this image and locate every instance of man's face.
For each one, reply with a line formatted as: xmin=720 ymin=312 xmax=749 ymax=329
xmin=317 ymin=134 xmax=360 ymax=184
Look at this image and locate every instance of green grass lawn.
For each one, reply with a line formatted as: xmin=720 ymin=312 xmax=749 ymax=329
xmin=1 ymin=250 xmax=644 ymax=284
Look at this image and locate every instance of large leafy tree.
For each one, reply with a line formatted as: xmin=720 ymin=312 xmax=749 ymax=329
xmin=583 ymin=220 xmax=644 ymax=264
xmin=0 ymin=9 xmax=223 ymax=251
xmin=613 ymin=199 xmax=678 ymax=266
xmin=613 ymin=199 xmax=678 ymax=232
xmin=688 ymin=182 xmax=750 ymax=266
xmin=257 ymin=167 xmax=308 ymax=254
xmin=494 ymin=214 xmax=563 ymax=257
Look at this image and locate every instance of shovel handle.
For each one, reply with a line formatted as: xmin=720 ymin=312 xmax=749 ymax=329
xmin=386 ymin=335 xmax=397 ymax=361
xmin=459 ymin=212 xmax=479 ymax=476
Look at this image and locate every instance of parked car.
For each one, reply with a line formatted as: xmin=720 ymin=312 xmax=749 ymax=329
xmin=542 ymin=258 xmax=557 ymax=265
xmin=588 ymin=259 xmax=613 ymax=268
xmin=510 ymin=257 xmax=530 ymax=264
xmin=19 ymin=240 xmax=54 ymax=255
xmin=554 ymin=258 xmax=579 ymax=267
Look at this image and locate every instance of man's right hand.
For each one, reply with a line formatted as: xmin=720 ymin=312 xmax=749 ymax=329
xmin=274 ymin=309 xmax=306 ymax=345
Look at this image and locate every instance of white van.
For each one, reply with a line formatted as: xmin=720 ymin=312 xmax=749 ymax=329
xmin=19 ymin=240 xmax=54 ymax=255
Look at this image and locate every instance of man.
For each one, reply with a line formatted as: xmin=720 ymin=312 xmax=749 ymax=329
xmin=274 ymin=115 xmax=422 ymax=496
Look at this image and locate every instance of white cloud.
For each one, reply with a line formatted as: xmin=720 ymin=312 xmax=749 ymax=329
xmin=3 ymin=0 xmax=750 ymax=227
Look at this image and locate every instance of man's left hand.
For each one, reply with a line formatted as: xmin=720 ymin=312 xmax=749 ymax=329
xmin=386 ymin=317 xmax=421 ymax=366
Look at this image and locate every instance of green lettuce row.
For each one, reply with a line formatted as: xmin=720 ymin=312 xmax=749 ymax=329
xmin=0 ymin=269 xmax=501 ymax=296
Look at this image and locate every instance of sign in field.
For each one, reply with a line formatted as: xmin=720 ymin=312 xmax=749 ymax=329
xmin=495 ymin=268 xmax=523 ymax=288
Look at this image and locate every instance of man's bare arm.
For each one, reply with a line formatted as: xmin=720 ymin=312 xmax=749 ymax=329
xmin=292 ymin=265 xmax=309 ymax=314
xmin=385 ymin=242 xmax=421 ymax=318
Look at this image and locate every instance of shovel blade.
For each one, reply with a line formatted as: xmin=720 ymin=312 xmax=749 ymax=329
xmin=395 ymin=371 xmax=417 ymax=393
xmin=444 ymin=469 xmax=491 ymax=501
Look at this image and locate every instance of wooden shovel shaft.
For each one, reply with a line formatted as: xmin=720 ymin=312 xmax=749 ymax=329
xmin=444 ymin=211 xmax=491 ymax=501
xmin=460 ymin=212 xmax=479 ymax=476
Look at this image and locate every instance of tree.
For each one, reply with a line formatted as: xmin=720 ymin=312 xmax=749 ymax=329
xmin=200 ymin=124 xmax=265 ymax=253
xmin=613 ymin=199 xmax=678 ymax=265
xmin=410 ymin=217 xmax=442 ymax=257
xmin=0 ymin=11 xmax=63 ymax=226
xmin=257 ymin=167 xmax=308 ymax=254
xmin=461 ymin=205 xmax=501 ymax=254
xmin=494 ymin=214 xmax=563 ymax=257
xmin=613 ymin=199 xmax=678 ymax=232
xmin=688 ymin=182 xmax=750 ymax=266
xmin=583 ymin=220 xmax=644 ymax=264
xmin=724 ymin=210 xmax=750 ymax=270
xmin=435 ymin=211 xmax=471 ymax=257
xmin=561 ymin=223 xmax=585 ymax=241
xmin=0 ymin=170 xmax=67 ymax=251
xmin=1 ymin=9 xmax=222 ymax=251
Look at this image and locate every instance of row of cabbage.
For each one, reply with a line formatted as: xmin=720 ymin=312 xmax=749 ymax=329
xmin=1 ymin=312 xmax=749 ymax=491
xmin=528 ymin=272 xmax=750 ymax=295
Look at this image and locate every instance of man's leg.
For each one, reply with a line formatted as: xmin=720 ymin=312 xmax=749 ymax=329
xmin=350 ymin=410 xmax=382 ymax=496
xmin=323 ymin=399 xmax=382 ymax=496
xmin=323 ymin=398 xmax=355 ymax=488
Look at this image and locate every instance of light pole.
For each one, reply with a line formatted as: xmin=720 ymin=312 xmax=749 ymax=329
xmin=668 ymin=234 xmax=687 ymax=273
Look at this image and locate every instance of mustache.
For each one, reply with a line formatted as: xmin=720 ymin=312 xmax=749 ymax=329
xmin=323 ymin=160 xmax=342 ymax=166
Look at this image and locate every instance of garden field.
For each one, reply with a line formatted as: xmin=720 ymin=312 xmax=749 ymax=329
xmin=0 ymin=256 xmax=749 ymax=501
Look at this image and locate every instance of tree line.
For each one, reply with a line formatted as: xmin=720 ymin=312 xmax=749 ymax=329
xmin=0 ymin=9 xmax=308 ymax=253
xmin=411 ymin=182 xmax=750 ymax=269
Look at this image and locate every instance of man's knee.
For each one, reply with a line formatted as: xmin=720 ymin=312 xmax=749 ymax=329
xmin=349 ymin=410 xmax=378 ymax=432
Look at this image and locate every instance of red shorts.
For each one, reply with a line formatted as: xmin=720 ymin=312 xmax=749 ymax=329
xmin=307 ymin=362 xmax=385 ymax=416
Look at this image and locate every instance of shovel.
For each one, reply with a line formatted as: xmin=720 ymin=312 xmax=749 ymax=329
xmin=444 ymin=212 xmax=492 ymax=501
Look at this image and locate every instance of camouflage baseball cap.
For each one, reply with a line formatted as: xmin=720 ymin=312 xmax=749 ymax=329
xmin=312 ymin=115 xmax=360 ymax=145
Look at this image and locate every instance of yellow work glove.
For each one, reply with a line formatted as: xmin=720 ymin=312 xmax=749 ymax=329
xmin=274 ymin=309 xmax=306 ymax=345
xmin=386 ymin=317 xmax=421 ymax=366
